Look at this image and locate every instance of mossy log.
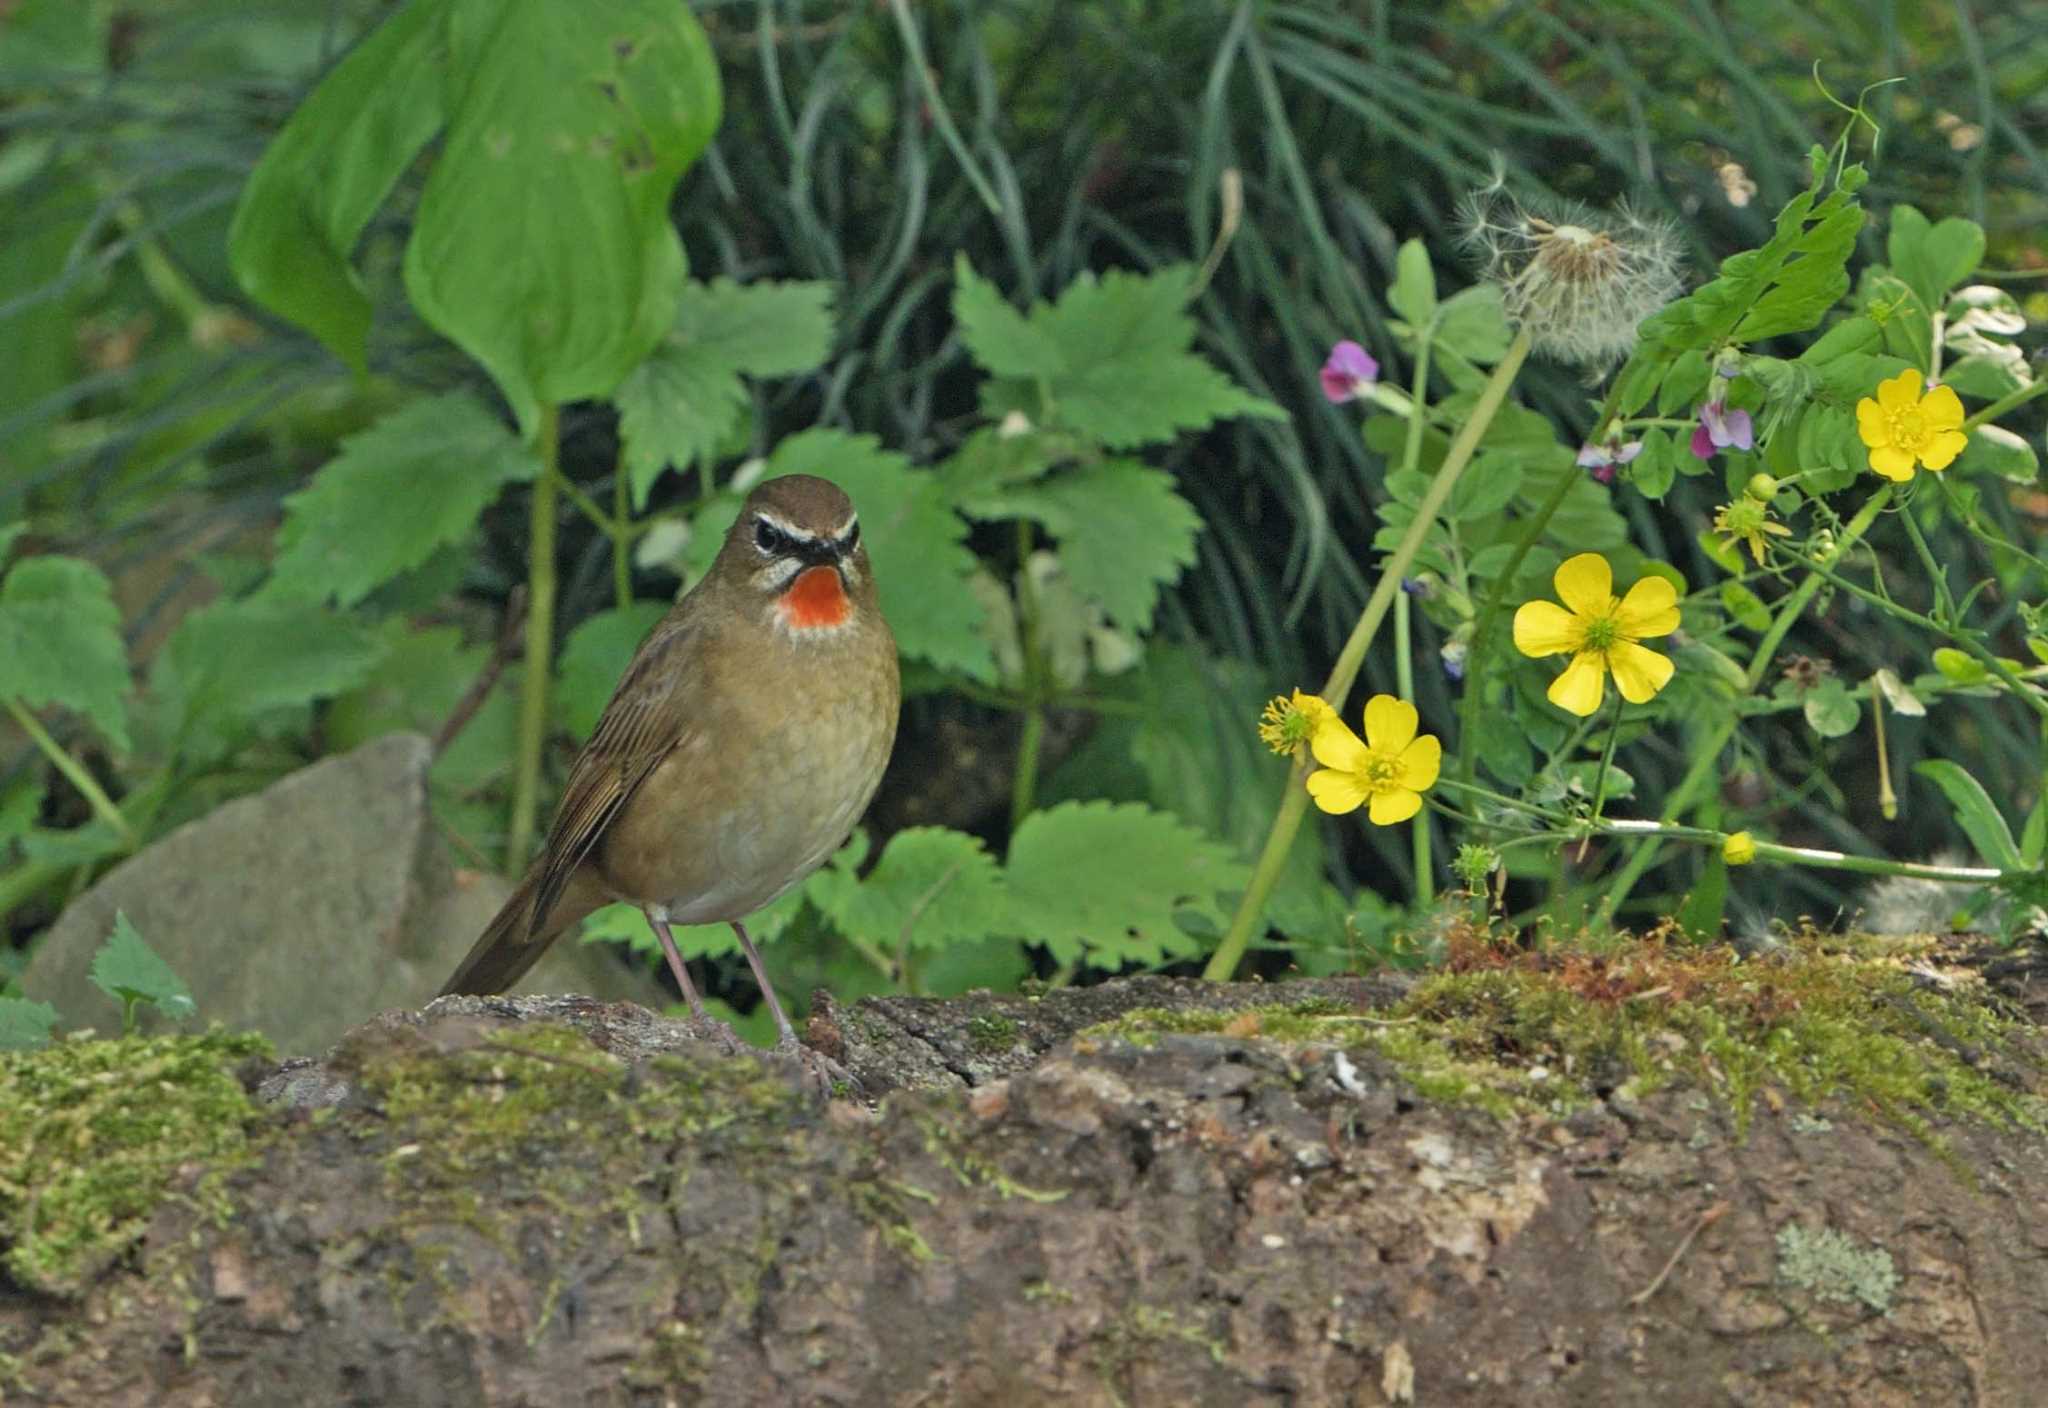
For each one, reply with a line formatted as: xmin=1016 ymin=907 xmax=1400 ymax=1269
xmin=4 ymin=939 xmax=2048 ymax=1406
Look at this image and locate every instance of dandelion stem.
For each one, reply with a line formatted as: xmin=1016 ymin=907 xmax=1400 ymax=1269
xmin=1396 ymin=590 xmax=1433 ymax=904
xmin=1 ymin=696 xmax=133 ymax=847
xmin=506 ymin=401 xmax=561 ymax=874
xmin=1205 ymin=329 xmax=1532 ymax=981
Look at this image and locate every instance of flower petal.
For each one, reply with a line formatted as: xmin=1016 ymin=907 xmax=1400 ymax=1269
xmin=1396 ymin=734 xmax=1441 ymax=793
xmin=1553 ymin=553 xmax=1614 ymax=619
xmin=1513 ymin=600 xmax=1581 ymax=658
xmin=1309 ymin=717 xmax=1368 ymax=772
xmin=1877 ymin=367 xmax=1923 ymax=412
xmin=1855 ymin=396 xmax=1889 ymax=448
xmin=1689 ymin=423 xmax=1717 ymax=460
xmin=1362 ymin=694 xmax=1417 ymax=754
xmin=1367 ymin=787 xmax=1422 ymax=826
xmin=1921 ymin=382 xmax=1964 ymax=431
xmin=1306 ymin=768 xmax=1371 ymax=815
xmin=1547 ymin=651 xmax=1608 ymax=716
xmin=1608 ymin=640 xmax=1675 ymax=703
xmin=1722 ymin=407 xmax=1754 ymax=452
xmin=1613 ymin=574 xmax=1680 ymax=639
xmin=1868 ymin=444 xmax=1917 ymax=481
xmin=1919 ymin=429 xmax=1967 ymax=471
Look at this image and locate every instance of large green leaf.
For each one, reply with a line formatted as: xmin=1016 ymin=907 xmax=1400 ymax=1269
xmin=555 ymin=601 xmax=668 ymax=741
xmin=1913 ymin=760 xmax=2024 ymax=871
xmin=227 ymin=0 xmax=447 ymax=371
xmin=0 ymin=555 xmax=130 ymax=751
xmin=265 ymin=391 xmax=539 ymax=606
xmin=763 ymin=430 xmax=992 ymax=681
xmin=403 ymin=0 xmax=720 ymax=435
xmin=808 ymin=827 xmax=1005 ymax=953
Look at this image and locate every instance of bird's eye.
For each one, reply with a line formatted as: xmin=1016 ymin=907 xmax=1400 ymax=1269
xmin=753 ymin=518 xmax=788 ymax=555
xmin=843 ymin=521 xmax=860 ymax=552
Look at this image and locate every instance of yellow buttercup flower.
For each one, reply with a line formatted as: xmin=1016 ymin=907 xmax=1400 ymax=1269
xmin=1513 ymin=553 xmax=1679 ymax=716
xmin=1306 ymin=694 xmax=1441 ymax=824
xmin=1856 ymin=368 xmax=1966 ymax=482
xmin=1258 ymin=689 xmax=1337 ymax=755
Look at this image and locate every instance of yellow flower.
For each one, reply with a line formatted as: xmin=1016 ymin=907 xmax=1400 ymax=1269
xmin=1856 ymin=368 xmax=1966 ymax=482
xmin=1722 ymin=831 xmax=1757 ymax=866
xmin=1306 ymin=694 xmax=1441 ymax=824
xmin=1513 ymin=553 xmax=1679 ymax=716
xmin=1712 ymin=497 xmax=1792 ymax=566
xmin=1258 ymin=689 xmax=1337 ymax=755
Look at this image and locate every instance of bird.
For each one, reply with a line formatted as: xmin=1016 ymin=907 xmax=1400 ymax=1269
xmin=439 ymin=473 xmax=900 ymax=1057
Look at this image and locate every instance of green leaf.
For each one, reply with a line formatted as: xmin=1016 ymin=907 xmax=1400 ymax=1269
xmin=956 ymin=460 xmax=1199 ymax=633
xmin=0 ymin=554 xmax=130 ymax=751
xmin=1801 ymin=679 xmax=1859 ymax=738
xmin=0 ymin=776 xmax=42 ymax=846
xmin=1388 ymin=238 xmax=1437 ymax=327
xmin=403 ymin=0 xmax=721 ymax=434
xmin=265 ymin=392 xmax=539 ymax=607
xmin=614 ymin=278 xmax=835 ymax=507
xmin=1913 ymin=759 xmax=2024 ymax=870
xmin=227 ymin=0 xmax=446 ymax=371
xmin=555 ymin=602 xmax=667 ymax=741
xmin=1674 ymin=854 xmax=1729 ymax=941
xmin=89 ymin=912 xmax=196 ymax=1024
xmin=954 ymin=260 xmax=1283 ymax=448
xmin=763 ymin=430 xmax=991 ymax=680
xmin=0 ymin=996 xmax=58 ymax=1052
xmin=1931 ymin=647 xmax=1989 ymax=685
xmin=1433 ymin=284 xmax=1512 ymax=364
xmin=1720 ymin=581 xmax=1770 ymax=631
xmin=1003 ymin=801 xmax=1248 ymax=969
xmin=1887 ymin=205 xmax=1985 ymax=314
xmin=1627 ymin=429 xmax=1678 ymax=500
xmin=151 ymin=600 xmax=387 ymax=764
xmin=808 ymin=827 xmax=1005 ymax=952
xmin=1952 ymin=423 xmax=2038 ymax=485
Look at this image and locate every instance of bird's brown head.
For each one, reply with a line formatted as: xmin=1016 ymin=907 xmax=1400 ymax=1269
xmin=718 ymin=474 xmax=876 ymax=635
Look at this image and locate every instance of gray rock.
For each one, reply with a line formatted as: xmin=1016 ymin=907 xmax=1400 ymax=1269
xmin=23 ymin=733 xmax=667 ymax=1054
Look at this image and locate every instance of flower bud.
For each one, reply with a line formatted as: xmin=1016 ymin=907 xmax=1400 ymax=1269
xmin=1745 ymin=473 xmax=1779 ymax=501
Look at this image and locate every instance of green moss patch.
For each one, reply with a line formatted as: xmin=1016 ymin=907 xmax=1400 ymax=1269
xmin=0 ymin=1030 xmax=272 ymax=1297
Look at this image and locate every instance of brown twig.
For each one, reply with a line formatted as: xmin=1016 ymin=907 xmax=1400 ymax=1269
xmin=432 ymin=586 xmax=526 ymax=759
xmin=1628 ymin=1200 xmax=1731 ymax=1307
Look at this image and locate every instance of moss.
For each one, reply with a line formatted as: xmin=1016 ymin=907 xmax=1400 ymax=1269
xmin=915 ymin=1112 xmax=1068 ymax=1204
xmin=1775 ymin=1223 xmax=1898 ymax=1313
xmin=0 ymin=1029 xmax=272 ymax=1297
xmin=965 ymin=1013 xmax=1020 ymax=1053
xmin=1080 ymin=998 xmax=1352 ymax=1048
xmin=851 ymin=1178 xmax=940 ymax=1263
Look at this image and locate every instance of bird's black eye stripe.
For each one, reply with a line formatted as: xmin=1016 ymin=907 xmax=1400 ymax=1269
xmin=841 ymin=520 xmax=860 ymax=552
xmin=753 ymin=517 xmax=789 ymax=555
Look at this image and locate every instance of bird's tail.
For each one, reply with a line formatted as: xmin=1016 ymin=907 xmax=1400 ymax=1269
xmin=438 ymin=867 xmax=606 ymax=997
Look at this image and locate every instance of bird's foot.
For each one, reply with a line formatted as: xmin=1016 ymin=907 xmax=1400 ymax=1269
xmin=673 ymin=1011 xmax=751 ymax=1058
xmin=771 ymin=1031 xmax=863 ymax=1103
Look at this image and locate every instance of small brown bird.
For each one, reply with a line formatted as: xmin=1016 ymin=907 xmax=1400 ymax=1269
xmin=440 ymin=474 xmax=900 ymax=1053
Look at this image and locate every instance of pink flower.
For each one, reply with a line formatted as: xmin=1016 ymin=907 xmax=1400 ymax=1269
xmin=1320 ymin=340 xmax=1379 ymax=403
xmin=1689 ymin=399 xmax=1753 ymax=460
xmin=1575 ymin=439 xmax=1643 ymax=484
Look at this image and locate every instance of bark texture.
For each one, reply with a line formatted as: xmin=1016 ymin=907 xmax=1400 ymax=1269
xmin=4 ymin=958 xmax=2048 ymax=1407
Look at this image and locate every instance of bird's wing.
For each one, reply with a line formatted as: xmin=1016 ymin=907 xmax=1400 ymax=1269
xmin=525 ymin=612 xmax=695 ymax=932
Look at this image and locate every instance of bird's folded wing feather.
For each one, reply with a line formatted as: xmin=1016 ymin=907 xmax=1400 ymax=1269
xmin=526 ymin=614 xmax=695 ymax=932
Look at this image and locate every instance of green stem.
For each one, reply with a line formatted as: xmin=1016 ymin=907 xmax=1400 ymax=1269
xmin=1587 ymin=690 xmax=1624 ymax=823
xmin=506 ymin=403 xmax=562 ymax=875
xmin=613 ymin=456 xmax=632 ymax=610
xmin=1596 ymin=484 xmax=1895 ymax=917
xmin=1396 ymin=590 xmax=1432 ymax=904
xmin=3 ymin=696 xmax=132 ymax=846
xmin=1010 ymin=519 xmax=1046 ymax=836
xmin=1959 ymin=376 xmax=2048 ymax=431
xmin=1204 ymin=328 xmax=1533 ymax=981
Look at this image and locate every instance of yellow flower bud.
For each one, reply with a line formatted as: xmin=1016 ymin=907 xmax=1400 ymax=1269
xmin=1722 ymin=831 xmax=1757 ymax=866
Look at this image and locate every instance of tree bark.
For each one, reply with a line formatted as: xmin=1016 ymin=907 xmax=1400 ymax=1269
xmin=4 ymin=954 xmax=2047 ymax=1407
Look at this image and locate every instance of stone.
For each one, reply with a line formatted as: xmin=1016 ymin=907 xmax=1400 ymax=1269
xmin=22 ymin=733 xmax=667 ymax=1054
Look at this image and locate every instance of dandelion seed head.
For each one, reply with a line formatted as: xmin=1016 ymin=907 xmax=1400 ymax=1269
xmin=1456 ymin=183 xmax=1684 ymax=368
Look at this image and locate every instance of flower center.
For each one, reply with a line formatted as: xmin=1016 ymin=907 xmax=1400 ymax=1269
xmin=1886 ymin=407 xmax=1926 ymax=449
xmin=1580 ymin=614 xmax=1621 ymax=653
xmin=1361 ymin=751 xmax=1405 ymax=792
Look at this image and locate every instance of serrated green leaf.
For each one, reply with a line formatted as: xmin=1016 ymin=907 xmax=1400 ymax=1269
xmin=763 ymin=430 xmax=991 ymax=680
xmin=1389 ymin=239 xmax=1436 ymax=327
xmin=90 ymin=912 xmax=195 ymax=1024
xmin=0 ymin=554 xmax=130 ymax=751
xmin=227 ymin=0 xmax=446 ymax=371
xmin=151 ymin=599 xmax=387 ymax=764
xmin=0 ymin=996 xmax=57 ymax=1051
xmin=951 ymin=254 xmax=1065 ymax=378
xmin=957 ymin=461 xmax=1199 ymax=633
xmin=675 ymin=278 xmax=835 ymax=377
xmin=808 ymin=827 xmax=1004 ymax=952
xmin=1913 ymin=759 xmax=2024 ymax=870
xmin=403 ymin=0 xmax=720 ymax=434
xmin=266 ymin=392 xmax=539 ymax=607
xmin=1801 ymin=679 xmax=1859 ymax=738
xmin=1003 ymin=800 xmax=1248 ymax=969
xmin=555 ymin=602 xmax=667 ymax=740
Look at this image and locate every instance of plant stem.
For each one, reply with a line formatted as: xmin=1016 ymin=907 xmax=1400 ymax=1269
xmin=1395 ymin=590 xmax=1432 ymax=904
xmin=613 ymin=455 xmax=632 ymax=609
xmin=1959 ymin=376 xmax=2048 ymax=431
xmin=2 ymin=696 xmax=132 ymax=846
xmin=1010 ymin=519 xmax=1046 ymax=836
xmin=1595 ymin=484 xmax=1894 ymax=917
xmin=1205 ymin=328 xmax=1532 ymax=980
xmin=506 ymin=402 xmax=561 ymax=875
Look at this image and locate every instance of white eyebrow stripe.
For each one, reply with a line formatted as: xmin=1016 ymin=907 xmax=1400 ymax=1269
xmin=752 ymin=508 xmax=822 ymax=543
xmin=832 ymin=511 xmax=860 ymax=541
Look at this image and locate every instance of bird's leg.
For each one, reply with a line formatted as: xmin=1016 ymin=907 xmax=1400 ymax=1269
xmin=646 ymin=908 xmax=711 ymax=1021
xmin=729 ymin=920 xmax=798 ymax=1046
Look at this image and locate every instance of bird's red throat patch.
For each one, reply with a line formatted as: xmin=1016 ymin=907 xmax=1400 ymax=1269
xmin=779 ymin=565 xmax=852 ymax=630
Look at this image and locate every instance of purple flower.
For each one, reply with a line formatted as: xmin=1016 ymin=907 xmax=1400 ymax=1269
xmin=1689 ymin=399 xmax=1754 ymax=460
xmin=1575 ymin=439 xmax=1643 ymax=484
xmin=1440 ymin=638 xmax=1468 ymax=683
xmin=1320 ymin=340 xmax=1379 ymax=403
